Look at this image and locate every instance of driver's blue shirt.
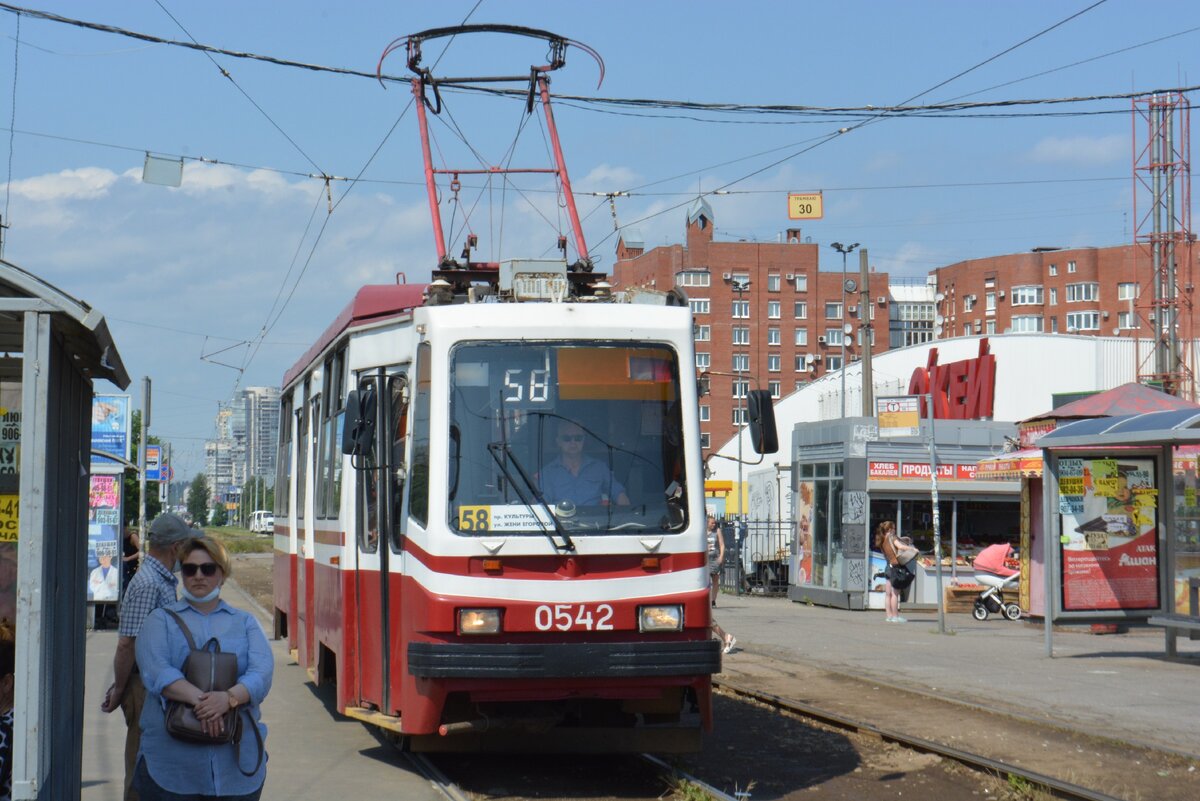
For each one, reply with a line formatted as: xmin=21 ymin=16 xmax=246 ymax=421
xmin=540 ymin=457 xmax=626 ymax=506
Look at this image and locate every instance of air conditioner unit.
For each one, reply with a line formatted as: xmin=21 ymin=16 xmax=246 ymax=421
xmin=786 ymin=273 xmax=795 ymax=280
xmin=1103 ymin=311 xmax=1110 ymax=319
xmin=812 ymin=353 xmax=823 ymax=361
xmin=722 ymin=272 xmax=732 ymax=280
xmin=998 ymin=290 xmax=1006 ymax=298
xmin=817 ymin=335 xmax=827 ymax=344
xmin=847 ymin=305 xmax=858 ymax=315
xmin=877 ymin=296 xmax=887 ymax=304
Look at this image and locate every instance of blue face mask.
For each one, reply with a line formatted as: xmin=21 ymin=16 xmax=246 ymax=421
xmin=181 ymin=585 xmax=221 ymax=604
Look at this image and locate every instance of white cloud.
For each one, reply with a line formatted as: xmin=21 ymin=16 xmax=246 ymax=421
xmin=579 ymin=163 xmax=639 ymax=189
xmin=1028 ymin=134 xmax=1126 ymax=166
xmin=7 ymin=167 xmax=121 ymax=201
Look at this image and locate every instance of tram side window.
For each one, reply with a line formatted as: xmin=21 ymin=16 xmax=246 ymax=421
xmin=388 ymin=373 xmax=409 ymax=551
xmin=357 ymin=374 xmax=381 ymax=553
xmin=318 ymin=357 xmax=334 ymax=519
xmin=309 ymin=393 xmax=322 ymax=518
xmin=409 ymin=343 xmax=431 ymax=527
xmin=296 ymin=392 xmax=308 ymax=520
xmin=328 ymin=348 xmax=347 ymax=520
xmin=275 ymin=393 xmax=293 ymax=517
xmin=317 ymin=349 xmax=347 ymax=519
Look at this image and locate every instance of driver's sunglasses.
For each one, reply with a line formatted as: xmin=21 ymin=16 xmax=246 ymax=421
xmin=181 ymin=562 xmax=219 ymax=577
xmin=558 ymin=434 xmax=585 ymax=443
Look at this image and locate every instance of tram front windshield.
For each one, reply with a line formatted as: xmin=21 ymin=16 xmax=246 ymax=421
xmin=449 ymin=342 xmax=688 ymax=535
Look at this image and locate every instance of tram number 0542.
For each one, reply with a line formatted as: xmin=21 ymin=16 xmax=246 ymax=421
xmin=534 ymin=603 xmax=614 ymax=631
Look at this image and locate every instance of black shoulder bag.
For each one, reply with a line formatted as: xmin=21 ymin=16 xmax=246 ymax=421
xmin=162 ymin=609 xmax=264 ymax=776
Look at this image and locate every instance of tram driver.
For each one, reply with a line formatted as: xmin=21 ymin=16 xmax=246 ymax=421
xmin=539 ymin=420 xmax=630 ymax=508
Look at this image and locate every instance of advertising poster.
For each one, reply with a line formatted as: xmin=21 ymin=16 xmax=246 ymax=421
xmin=91 ymin=394 xmax=131 ymax=471
xmin=87 ymin=474 xmax=123 ymax=603
xmin=794 ymin=481 xmax=815 ymax=585
xmin=1058 ymin=457 xmax=1160 ymax=612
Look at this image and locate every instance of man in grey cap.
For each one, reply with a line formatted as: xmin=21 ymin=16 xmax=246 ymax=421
xmin=100 ymin=512 xmax=191 ymax=801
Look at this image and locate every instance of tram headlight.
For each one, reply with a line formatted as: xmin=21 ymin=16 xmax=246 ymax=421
xmin=638 ymin=605 xmax=683 ymax=633
xmin=458 ymin=608 xmax=502 ymax=635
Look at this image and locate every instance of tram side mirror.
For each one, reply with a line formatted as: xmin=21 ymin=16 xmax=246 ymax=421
xmin=747 ymin=389 xmax=779 ymax=454
xmin=342 ymin=388 xmax=377 ymax=457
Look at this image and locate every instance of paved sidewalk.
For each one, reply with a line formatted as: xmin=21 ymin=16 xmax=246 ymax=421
xmin=82 ymin=580 xmax=442 ymax=801
xmin=710 ymin=593 xmax=1200 ymax=756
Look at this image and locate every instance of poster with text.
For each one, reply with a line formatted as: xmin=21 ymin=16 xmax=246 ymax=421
xmin=91 ymin=394 xmax=131 ymax=471
xmin=87 ymin=474 xmax=122 ymax=603
xmin=1059 ymin=456 xmax=1160 ymax=611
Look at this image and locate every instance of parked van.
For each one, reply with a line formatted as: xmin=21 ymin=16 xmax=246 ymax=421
xmin=249 ymin=510 xmax=274 ymax=535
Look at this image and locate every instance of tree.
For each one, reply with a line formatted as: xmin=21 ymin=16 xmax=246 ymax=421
xmin=187 ymin=473 xmax=210 ymax=525
xmin=122 ymin=410 xmax=163 ymax=526
xmin=211 ymin=505 xmax=228 ymax=527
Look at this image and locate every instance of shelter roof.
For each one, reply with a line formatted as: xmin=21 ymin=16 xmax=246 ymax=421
xmin=1039 ymin=408 xmax=1200 ymax=448
xmin=0 ymin=258 xmax=129 ymax=388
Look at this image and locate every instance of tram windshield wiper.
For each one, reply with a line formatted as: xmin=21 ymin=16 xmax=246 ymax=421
xmin=486 ymin=441 xmax=575 ymax=552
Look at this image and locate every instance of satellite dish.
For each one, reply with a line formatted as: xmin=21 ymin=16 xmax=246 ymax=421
xmin=934 ymin=315 xmax=945 ymax=325
xmin=935 ymin=292 xmax=945 ymax=302
xmin=843 ymin=323 xmax=854 ymax=335
xmin=843 ymin=278 xmax=858 ymax=293
xmin=934 ymin=326 xmax=944 ymax=336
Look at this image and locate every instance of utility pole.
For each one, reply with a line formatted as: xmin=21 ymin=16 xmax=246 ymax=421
xmin=138 ymin=377 xmax=151 ymax=541
xmin=859 ymin=249 xmax=874 ymax=415
xmin=831 ymin=243 xmax=859 ymax=417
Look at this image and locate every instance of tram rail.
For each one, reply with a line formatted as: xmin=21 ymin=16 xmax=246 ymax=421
xmin=714 ymin=678 xmax=1126 ymax=801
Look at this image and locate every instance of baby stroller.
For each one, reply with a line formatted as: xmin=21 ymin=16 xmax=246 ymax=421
xmin=971 ymin=543 xmax=1022 ymax=621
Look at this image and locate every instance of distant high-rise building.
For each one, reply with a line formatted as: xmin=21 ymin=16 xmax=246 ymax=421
xmin=205 ymin=387 xmax=281 ymax=512
xmin=240 ymin=386 xmax=281 ymax=483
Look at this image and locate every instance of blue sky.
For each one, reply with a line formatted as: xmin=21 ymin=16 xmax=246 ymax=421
xmin=0 ymin=0 xmax=1196 ymax=481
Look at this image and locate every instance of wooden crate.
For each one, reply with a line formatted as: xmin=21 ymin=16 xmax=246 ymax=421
xmin=944 ymin=584 xmax=984 ymax=613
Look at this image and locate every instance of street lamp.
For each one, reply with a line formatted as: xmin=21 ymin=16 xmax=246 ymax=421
xmin=831 ymin=242 xmax=859 ymax=417
xmin=726 ymin=277 xmax=750 ymax=520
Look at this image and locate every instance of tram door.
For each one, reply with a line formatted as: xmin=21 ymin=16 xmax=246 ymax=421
xmin=354 ymin=368 xmax=407 ymax=712
xmin=294 ymin=384 xmax=314 ymax=669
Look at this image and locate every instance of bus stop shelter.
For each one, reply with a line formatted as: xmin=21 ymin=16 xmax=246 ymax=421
xmin=1038 ymin=408 xmax=1200 ymax=658
xmin=0 ymin=259 xmax=129 ymax=798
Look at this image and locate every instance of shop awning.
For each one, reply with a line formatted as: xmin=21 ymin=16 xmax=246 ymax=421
xmin=976 ymin=449 xmax=1043 ymax=480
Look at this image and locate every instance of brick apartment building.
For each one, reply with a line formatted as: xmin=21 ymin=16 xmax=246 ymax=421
xmin=612 ymin=199 xmax=891 ymax=457
xmin=931 ymin=244 xmax=1191 ymax=340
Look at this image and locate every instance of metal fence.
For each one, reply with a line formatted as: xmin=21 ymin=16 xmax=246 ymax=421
xmin=715 ymin=518 xmax=793 ymax=597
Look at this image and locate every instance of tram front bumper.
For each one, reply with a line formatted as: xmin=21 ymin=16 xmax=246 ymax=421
xmin=408 ymin=639 xmax=721 ymax=679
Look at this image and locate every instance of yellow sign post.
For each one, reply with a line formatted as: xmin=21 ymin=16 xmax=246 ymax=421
xmin=787 ymin=192 xmax=824 ymax=220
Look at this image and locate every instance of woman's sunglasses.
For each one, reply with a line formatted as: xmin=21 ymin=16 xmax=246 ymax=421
xmin=181 ymin=562 xmax=219 ymax=577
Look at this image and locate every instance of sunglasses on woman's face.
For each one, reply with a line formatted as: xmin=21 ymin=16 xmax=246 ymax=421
xmin=181 ymin=562 xmax=219 ymax=577
xmin=558 ymin=434 xmax=585 ymax=443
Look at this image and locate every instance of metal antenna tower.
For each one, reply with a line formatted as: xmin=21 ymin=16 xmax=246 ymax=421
xmin=1133 ymin=92 xmax=1195 ymax=398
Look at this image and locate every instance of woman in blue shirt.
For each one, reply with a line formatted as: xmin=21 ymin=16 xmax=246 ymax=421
xmin=134 ymin=535 xmax=273 ymax=800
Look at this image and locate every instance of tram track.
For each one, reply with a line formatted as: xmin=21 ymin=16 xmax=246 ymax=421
xmin=714 ymin=677 xmax=1126 ymax=801
xmin=406 ymin=750 xmax=740 ymax=801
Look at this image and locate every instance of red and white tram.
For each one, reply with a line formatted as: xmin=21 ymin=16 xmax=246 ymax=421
xmin=271 ymin=25 xmax=776 ymax=751
xmin=271 ymin=276 xmax=770 ymax=751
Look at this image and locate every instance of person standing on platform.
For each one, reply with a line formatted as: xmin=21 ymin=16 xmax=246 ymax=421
xmin=100 ymin=513 xmax=190 ymax=801
xmin=121 ymin=527 xmax=141 ymax=594
xmin=876 ymin=520 xmax=908 ymax=623
xmin=708 ymin=516 xmax=735 ymax=653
